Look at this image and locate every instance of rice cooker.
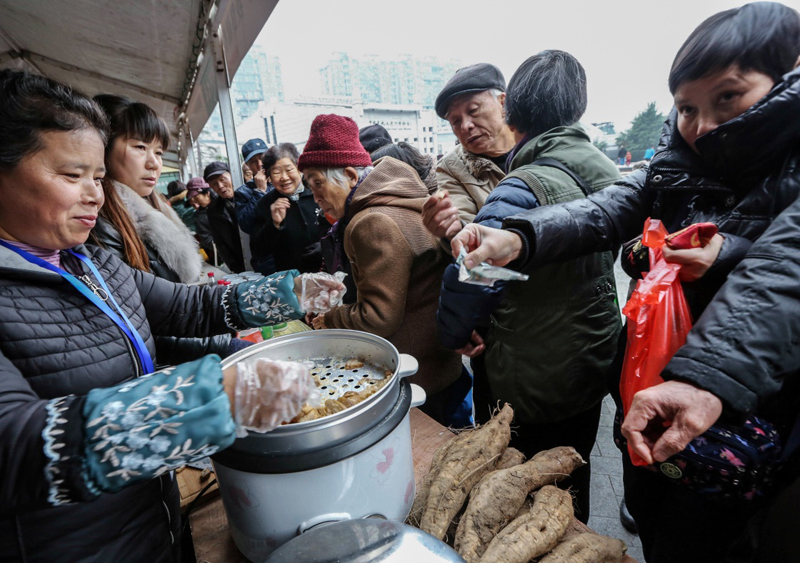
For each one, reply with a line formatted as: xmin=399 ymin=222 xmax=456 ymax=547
xmin=212 ymin=329 xmax=426 ymax=562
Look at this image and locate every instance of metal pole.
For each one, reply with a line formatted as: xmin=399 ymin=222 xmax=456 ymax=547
xmin=211 ymin=26 xmax=251 ymax=271
xmin=211 ymin=28 xmax=243 ymax=187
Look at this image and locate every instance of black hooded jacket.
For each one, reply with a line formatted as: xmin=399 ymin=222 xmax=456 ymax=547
xmin=504 ymin=67 xmax=800 ymax=431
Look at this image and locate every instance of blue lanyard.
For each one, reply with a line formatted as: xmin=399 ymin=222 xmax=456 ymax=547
xmin=0 ymin=242 xmax=155 ymax=374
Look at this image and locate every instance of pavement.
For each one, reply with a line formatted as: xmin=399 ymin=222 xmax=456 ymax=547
xmin=588 ymin=394 xmax=644 ymax=562
xmin=585 ymin=257 xmax=644 ymax=562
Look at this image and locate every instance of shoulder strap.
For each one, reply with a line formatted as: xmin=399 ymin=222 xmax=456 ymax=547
xmin=528 ymin=157 xmax=591 ymax=197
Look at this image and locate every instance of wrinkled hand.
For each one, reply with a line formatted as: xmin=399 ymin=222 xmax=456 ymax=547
xmin=293 ymin=272 xmax=347 ymax=314
xmin=270 ymin=198 xmax=291 ymax=228
xmin=451 ymin=224 xmax=523 ymax=268
xmin=311 ymin=315 xmax=327 ymax=330
xmin=456 ymin=330 xmax=485 ymax=357
xmin=422 ymin=191 xmax=462 ymax=239
xmin=254 ymin=169 xmax=268 ymax=192
xmin=621 ymin=380 xmax=723 ymax=464
xmin=228 ymin=359 xmax=317 ymax=434
xmin=663 ymin=233 xmax=724 ymax=281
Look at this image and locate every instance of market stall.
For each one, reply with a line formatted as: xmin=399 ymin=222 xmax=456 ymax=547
xmin=183 ymin=407 xmax=638 ymax=562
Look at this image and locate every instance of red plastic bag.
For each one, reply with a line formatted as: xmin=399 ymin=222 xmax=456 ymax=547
xmin=620 ymin=219 xmax=716 ymax=466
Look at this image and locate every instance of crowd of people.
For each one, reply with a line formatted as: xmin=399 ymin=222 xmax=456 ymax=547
xmin=0 ymin=2 xmax=798 ymax=562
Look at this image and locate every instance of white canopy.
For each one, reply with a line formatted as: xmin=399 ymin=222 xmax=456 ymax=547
xmin=0 ymin=0 xmax=278 ymax=168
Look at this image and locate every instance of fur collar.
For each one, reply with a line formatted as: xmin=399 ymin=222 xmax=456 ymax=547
xmin=112 ymin=181 xmax=201 ymax=283
xmin=456 ymin=144 xmax=502 ymax=177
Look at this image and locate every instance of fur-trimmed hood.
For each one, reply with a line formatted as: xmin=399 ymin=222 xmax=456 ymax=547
xmin=112 ymin=181 xmax=202 ymax=283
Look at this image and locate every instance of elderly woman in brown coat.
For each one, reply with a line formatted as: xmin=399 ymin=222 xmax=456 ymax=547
xmin=299 ymin=114 xmax=464 ymax=424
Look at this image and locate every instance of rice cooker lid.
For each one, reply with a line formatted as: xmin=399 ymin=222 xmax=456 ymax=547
xmin=212 ymin=378 xmax=412 ymax=474
xmin=265 ymin=518 xmax=464 ymax=562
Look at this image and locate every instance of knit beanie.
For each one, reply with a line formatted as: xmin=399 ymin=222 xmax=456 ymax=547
xmin=298 ymin=114 xmax=373 ymax=172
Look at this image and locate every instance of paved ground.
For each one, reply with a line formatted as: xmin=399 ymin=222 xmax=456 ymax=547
xmin=588 ymin=394 xmax=644 ymax=562
xmin=585 ymin=257 xmax=644 ymax=562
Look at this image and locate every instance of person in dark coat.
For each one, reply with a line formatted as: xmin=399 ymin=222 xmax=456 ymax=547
xmin=449 ymin=4 xmax=800 ymax=560
xmin=0 ymin=69 xmax=344 ymax=563
xmin=203 ymin=161 xmax=246 ymax=273
xmin=436 ymin=50 xmax=621 ymax=523
xmin=186 ymin=177 xmax=217 ymax=261
xmin=235 ymin=138 xmax=276 ymax=274
xmin=251 ymin=143 xmax=329 ymax=273
xmin=166 ymin=180 xmax=196 ymax=231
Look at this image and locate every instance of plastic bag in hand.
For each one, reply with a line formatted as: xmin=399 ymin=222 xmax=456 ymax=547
xmin=299 ymin=271 xmax=347 ymax=314
xmin=620 ymin=219 xmax=716 ymax=465
xmin=233 ymin=358 xmax=319 ymax=436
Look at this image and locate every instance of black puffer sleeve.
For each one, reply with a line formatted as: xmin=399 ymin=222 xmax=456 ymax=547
xmin=132 ymin=269 xmax=231 ymax=338
xmin=153 ymin=334 xmax=233 ymax=366
xmin=0 ymin=350 xmax=95 ymax=509
xmin=663 ymin=194 xmax=800 ymax=414
xmin=503 ymin=170 xmax=651 ymax=270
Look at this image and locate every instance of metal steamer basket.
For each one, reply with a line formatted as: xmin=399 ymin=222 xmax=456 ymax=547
xmin=212 ymin=330 xmax=425 ymax=562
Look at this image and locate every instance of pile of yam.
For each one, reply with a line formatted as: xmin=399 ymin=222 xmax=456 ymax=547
xmin=409 ymin=403 xmax=629 ymax=562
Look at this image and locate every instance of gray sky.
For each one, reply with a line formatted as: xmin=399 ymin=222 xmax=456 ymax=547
xmin=257 ymin=0 xmax=800 ymax=131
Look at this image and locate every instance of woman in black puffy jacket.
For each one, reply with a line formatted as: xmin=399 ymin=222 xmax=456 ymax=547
xmin=451 ymin=3 xmax=800 ymax=561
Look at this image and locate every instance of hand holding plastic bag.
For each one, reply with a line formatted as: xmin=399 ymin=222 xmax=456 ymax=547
xmin=295 ymin=271 xmax=347 ymax=314
xmin=620 ymin=219 xmax=716 ymax=466
xmin=233 ymin=358 xmax=319 ymax=436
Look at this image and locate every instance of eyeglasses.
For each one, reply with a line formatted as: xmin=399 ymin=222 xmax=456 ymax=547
xmin=269 ymin=166 xmax=297 ymax=180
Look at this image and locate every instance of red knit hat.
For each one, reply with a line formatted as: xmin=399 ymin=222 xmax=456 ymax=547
xmin=298 ymin=114 xmax=373 ymax=171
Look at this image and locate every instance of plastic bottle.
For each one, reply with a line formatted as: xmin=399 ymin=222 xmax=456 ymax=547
xmin=207 ymin=272 xmax=216 ymax=285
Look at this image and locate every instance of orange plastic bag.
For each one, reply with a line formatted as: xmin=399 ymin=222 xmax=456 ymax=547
xmin=620 ymin=219 xmax=716 ymax=466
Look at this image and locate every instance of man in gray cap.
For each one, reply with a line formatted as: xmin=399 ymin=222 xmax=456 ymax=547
xmin=235 ymin=138 xmax=270 ymax=235
xmin=422 ymin=63 xmax=515 ymax=239
xmin=235 ymin=137 xmax=275 ymax=274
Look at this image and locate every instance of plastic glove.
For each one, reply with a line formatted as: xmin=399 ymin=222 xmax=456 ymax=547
xmin=233 ymin=358 xmax=319 ymax=436
xmin=296 ymin=271 xmax=347 ymax=314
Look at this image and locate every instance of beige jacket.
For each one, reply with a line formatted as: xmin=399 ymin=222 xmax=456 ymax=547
xmin=436 ymin=144 xmax=506 ymax=224
xmin=323 ymin=158 xmax=462 ymax=395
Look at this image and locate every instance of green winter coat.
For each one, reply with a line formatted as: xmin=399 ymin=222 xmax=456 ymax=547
xmin=482 ymin=124 xmax=622 ymax=424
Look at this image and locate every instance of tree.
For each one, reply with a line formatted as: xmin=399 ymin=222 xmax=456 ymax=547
xmin=593 ymin=139 xmax=609 ymax=152
xmin=616 ymin=102 xmax=666 ymax=151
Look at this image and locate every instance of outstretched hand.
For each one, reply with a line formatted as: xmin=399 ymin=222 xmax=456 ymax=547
xmin=451 ymin=224 xmax=524 ymax=268
xmin=294 ymin=272 xmax=347 ymax=314
xmin=621 ymin=380 xmax=723 ymax=464
xmin=422 ymin=191 xmax=462 ymax=239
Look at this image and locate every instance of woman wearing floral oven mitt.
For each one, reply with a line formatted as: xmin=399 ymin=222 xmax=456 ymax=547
xmin=0 ymin=69 xmax=344 ymax=562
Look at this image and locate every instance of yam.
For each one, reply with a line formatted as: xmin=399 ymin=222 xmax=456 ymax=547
xmin=495 ymin=447 xmax=526 ymax=470
xmin=478 ymin=485 xmax=573 ymax=563
xmin=455 ymin=446 xmax=584 ymax=562
xmin=539 ymin=533 xmax=627 ymax=563
xmin=420 ymin=404 xmax=514 ymax=540
xmin=408 ymin=429 xmax=474 ymax=526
